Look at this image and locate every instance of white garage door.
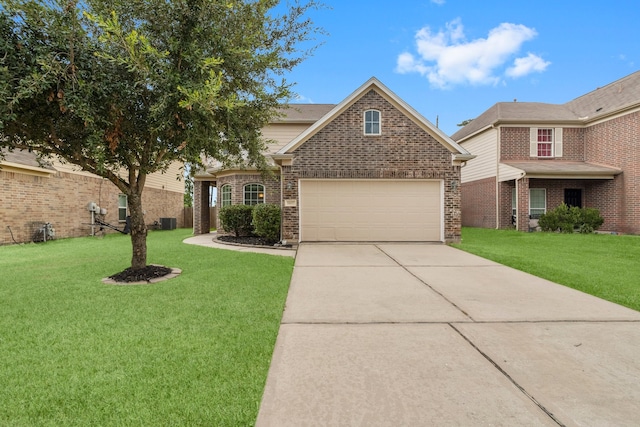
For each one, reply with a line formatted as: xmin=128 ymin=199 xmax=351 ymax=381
xmin=299 ymin=180 xmax=442 ymax=242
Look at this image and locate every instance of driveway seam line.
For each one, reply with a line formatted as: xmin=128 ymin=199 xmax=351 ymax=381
xmin=280 ymin=319 xmax=640 ymax=325
xmin=449 ymin=323 xmax=566 ymax=427
xmin=375 ymin=244 xmax=476 ymax=322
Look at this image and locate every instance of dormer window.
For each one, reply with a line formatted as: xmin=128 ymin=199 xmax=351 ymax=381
xmin=364 ymin=110 xmax=381 ymax=135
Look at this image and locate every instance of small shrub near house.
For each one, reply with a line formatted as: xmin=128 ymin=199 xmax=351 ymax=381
xmin=252 ymin=204 xmax=281 ymax=244
xmin=538 ymin=203 xmax=604 ymax=233
xmin=219 ymin=205 xmax=255 ymax=237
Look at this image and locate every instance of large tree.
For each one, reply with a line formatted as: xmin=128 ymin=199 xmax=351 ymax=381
xmin=1 ymin=0 xmax=322 ymax=270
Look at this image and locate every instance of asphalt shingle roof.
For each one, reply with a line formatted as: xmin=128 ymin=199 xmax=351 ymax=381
xmin=1 ymin=149 xmax=55 ymax=170
xmin=451 ymin=71 xmax=640 ymax=141
xmin=274 ymin=104 xmax=336 ymax=123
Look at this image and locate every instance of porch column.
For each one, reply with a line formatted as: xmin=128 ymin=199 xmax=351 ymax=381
xmin=516 ymin=177 xmax=530 ymax=231
xmin=193 ymin=181 xmax=211 ymax=235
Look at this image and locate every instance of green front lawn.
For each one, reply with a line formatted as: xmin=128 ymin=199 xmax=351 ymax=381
xmin=0 ymin=230 xmax=294 ymax=426
xmin=453 ymin=227 xmax=640 ymax=312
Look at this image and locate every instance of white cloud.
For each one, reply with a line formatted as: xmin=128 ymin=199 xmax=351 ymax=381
xmin=431 ymin=0 xmax=446 ymax=5
xmin=506 ymin=53 xmax=550 ymax=78
xmin=396 ymin=18 xmax=549 ymax=88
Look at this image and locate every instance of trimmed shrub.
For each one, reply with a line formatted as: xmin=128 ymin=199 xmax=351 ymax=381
xmin=252 ymin=204 xmax=281 ymax=243
xmin=538 ymin=203 xmax=604 ymax=233
xmin=219 ymin=204 xmax=254 ymax=237
xmin=578 ymin=208 xmax=604 ymax=233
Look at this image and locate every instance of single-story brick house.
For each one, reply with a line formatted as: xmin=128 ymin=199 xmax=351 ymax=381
xmin=0 ymin=149 xmax=186 ymax=244
xmin=452 ymin=71 xmax=640 ymax=234
xmin=193 ymin=77 xmax=474 ymax=243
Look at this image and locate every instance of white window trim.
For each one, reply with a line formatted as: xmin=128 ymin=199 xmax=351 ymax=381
xmin=363 ymin=109 xmax=381 ymax=136
xmin=529 ymin=127 xmax=563 ymax=158
xmin=221 ymin=184 xmax=232 ymax=207
xmin=243 ymin=183 xmax=265 ymax=205
xmin=529 ymin=188 xmax=547 ymax=219
xmin=118 ymin=194 xmax=128 ymax=222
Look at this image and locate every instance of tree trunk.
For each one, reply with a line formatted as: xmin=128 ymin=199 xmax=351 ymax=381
xmin=127 ymin=191 xmax=148 ymax=270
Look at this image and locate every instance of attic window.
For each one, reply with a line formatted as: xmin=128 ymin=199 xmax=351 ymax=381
xmin=364 ymin=110 xmax=381 ymax=135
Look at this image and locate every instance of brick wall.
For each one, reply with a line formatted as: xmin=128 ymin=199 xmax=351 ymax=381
xmin=500 ymin=127 xmax=531 ymax=160
xmin=1 ymin=170 xmax=184 ymax=245
xmin=214 ymin=174 xmax=281 ymax=234
xmin=584 ymin=111 xmax=640 ymax=233
xmin=500 ymin=127 xmax=584 ymax=161
xmin=498 ymin=181 xmax=515 ymax=228
xmin=282 ymin=89 xmax=463 ymax=242
xmin=193 ymin=180 xmax=211 ymax=235
xmin=515 ymin=178 xmax=530 ymax=231
xmin=461 ymin=177 xmax=496 ymax=228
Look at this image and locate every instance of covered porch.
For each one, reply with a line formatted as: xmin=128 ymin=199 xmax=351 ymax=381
xmin=498 ymin=161 xmax=622 ymax=231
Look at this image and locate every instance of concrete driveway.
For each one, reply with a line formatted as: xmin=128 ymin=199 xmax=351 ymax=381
xmin=256 ymin=243 xmax=640 ymax=426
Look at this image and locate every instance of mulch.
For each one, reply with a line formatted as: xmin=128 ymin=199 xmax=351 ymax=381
xmin=109 ymin=265 xmax=173 ymax=283
xmin=216 ymin=235 xmax=278 ymax=247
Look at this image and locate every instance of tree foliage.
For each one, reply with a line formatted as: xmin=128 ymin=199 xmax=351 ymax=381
xmin=1 ymin=0 xmax=323 ymax=269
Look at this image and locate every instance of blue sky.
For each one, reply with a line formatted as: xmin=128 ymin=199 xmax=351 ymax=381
xmin=285 ymin=0 xmax=640 ymax=135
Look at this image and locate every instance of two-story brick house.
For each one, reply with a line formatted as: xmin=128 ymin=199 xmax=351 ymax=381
xmin=193 ymin=77 xmax=474 ymax=243
xmin=452 ymin=71 xmax=639 ymax=234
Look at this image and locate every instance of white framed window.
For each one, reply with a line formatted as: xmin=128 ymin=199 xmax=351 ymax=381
xmin=364 ymin=110 xmax=381 ymax=135
xmin=512 ymin=188 xmax=517 ymax=217
xmin=118 ymin=194 xmax=127 ymax=222
xmin=243 ymin=183 xmax=265 ymax=205
xmin=529 ymin=188 xmax=546 ymax=219
xmin=530 ymin=127 xmax=563 ymax=158
xmin=221 ymin=184 xmax=232 ymax=207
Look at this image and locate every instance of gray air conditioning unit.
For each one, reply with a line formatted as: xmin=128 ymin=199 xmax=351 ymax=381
xmin=159 ymin=217 xmax=177 ymax=230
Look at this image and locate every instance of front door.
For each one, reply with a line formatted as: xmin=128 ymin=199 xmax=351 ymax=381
xmin=564 ymin=189 xmax=582 ymax=208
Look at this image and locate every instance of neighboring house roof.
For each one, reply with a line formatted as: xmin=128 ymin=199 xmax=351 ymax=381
xmin=201 ymin=104 xmax=335 ymax=177
xmin=565 ymin=70 xmax=640 ymax=120
xmin=276 ymin=77 xmax=474 ymax=162
xmin=452 ymin=70 xmax=640 ymax=142
xmin=273 ymin=104 xmax=336 ymax=123
xmin=0 ymin=149 xmax=56 ymax=174
xmin=502 ymin=160 xmax=622 ymax=179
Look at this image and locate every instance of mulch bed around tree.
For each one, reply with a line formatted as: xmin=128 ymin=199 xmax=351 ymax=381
xmin=109 ymin=265 xmax=173 ymax=283
xmin=216 ymin=235 xmax=278 ymax=247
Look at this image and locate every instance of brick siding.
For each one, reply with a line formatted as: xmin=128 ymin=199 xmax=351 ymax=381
xmin=214 ymin=174 xmax=281 ymax=234
xmin=584 ymin=111 xmax=640 ymax=233
xmin=461 ymin=177 xmax=496 ymax=228
xmin=498 ymin=181 xmax=515 ymax=228
xmin=500 ymin=127 xmax=584 ymax=161
xmin=1 ymin=170 xmax=184 ymax=245
xmin=282 ymin=89 xmax=462 ymax=242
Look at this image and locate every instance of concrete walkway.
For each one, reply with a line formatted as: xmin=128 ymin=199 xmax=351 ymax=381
xmin=183 ymin=233 xmax=296 ymax=257
xmin=256 ymin=243 xmax=640 ymax=426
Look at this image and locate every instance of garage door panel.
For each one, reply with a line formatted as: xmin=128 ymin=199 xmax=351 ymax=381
xmin=300 ymin=180 xmax=442 ymax=242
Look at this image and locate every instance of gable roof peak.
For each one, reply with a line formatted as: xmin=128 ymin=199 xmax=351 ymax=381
xmin=275 ymin=77 xmax=471 ymax=159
